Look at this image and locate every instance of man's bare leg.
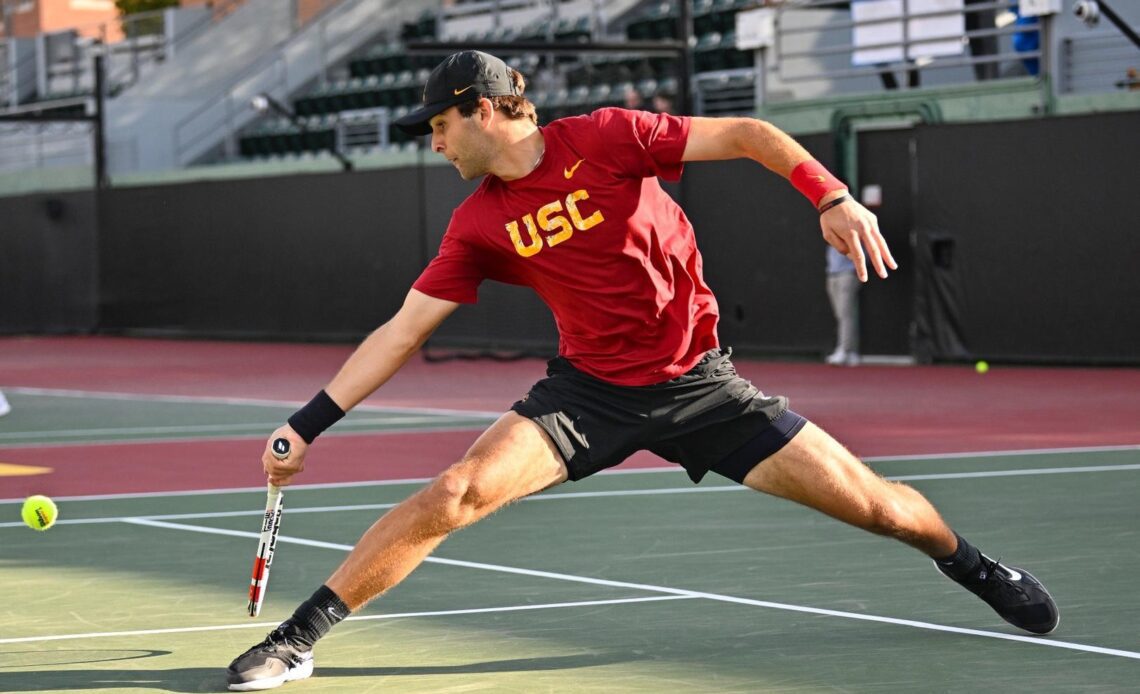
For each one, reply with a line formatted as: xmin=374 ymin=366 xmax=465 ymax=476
xmin=327 ymin=411 xmax=569 ymax=608
xmin=742 ymin=421 xmax=956 ymax=556
xmin=743 ymin=421 xmax=1058 ymax=633
xmin=227 ymin=412 xmax=567 ymax=691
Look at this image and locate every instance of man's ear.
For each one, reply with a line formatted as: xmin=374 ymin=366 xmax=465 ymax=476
xmin=478 ymin=97 xmax=495 ymax=128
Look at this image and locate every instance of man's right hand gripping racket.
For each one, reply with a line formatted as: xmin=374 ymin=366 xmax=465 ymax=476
xmin=247 ymin=437 xmax=289 ymax=617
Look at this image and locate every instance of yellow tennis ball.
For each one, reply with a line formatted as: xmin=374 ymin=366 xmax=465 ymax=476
xmin=975 ymin=360 xmax=990 ymax=374
xmin=21 ymin=495 xmax=58 ymax=531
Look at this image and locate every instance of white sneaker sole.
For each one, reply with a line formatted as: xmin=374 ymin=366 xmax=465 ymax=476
xmin=228 ymin=658 xmax=314 ymax=691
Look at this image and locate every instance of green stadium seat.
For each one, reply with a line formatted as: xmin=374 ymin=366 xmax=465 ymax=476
xmin=386 ymin=105 xmax=407 ymax=145
xmin=519 ymin=18 xmax=552 ymax=42
xmin=587 ymin=83 xmax=613 ymax=108
xmin=694 ymin=0 xmax=716 ymax=35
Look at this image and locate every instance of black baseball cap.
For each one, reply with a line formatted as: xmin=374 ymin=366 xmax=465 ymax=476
xmin=394 ymin=51 xmax=518 ymax=136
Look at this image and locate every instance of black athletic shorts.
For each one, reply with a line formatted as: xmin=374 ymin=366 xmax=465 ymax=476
xmin=510 ymin=348 xmax=807 ymax=484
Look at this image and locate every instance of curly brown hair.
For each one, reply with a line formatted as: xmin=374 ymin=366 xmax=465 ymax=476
xmin=455 ymin=68 xmax=537 ymax=125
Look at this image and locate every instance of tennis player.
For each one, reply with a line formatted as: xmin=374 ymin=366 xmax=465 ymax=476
xmin=226 ymin=51 xmax=1058 ymax=690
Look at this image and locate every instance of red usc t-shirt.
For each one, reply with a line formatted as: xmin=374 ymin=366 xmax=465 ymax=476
xmin=413 ymin=107 xmax=719 ymax=386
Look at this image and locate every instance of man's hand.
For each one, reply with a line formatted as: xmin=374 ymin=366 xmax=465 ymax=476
xmin=262 ymin=426 xmax=308 ymax=487
xmin=819 ymin=196 xmax=897 ymax=282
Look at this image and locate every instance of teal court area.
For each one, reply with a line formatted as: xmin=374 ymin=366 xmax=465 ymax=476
xmin=3 ymin=446 xmax=1139 ymax=692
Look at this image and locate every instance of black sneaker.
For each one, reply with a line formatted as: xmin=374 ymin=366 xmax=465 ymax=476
xmin=935 ymin=555 xmax=1060 ymax=634
xmin=226 ymin=626 xmax=314 ymax=691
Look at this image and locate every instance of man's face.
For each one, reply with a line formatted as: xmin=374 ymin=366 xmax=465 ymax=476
xmin=430 ymin=104 xmax=494 ymax=180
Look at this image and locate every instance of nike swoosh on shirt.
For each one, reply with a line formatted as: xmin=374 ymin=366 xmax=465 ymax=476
xmin=564 ymin=159 xmax=585 ymax=179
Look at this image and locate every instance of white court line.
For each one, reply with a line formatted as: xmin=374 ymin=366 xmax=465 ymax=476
xmin=0 ymin=477 xmax=444 ymax=505
xmin=5 ymin=386 xmax=503 ymax=418
xmin=0 ymin=595 xmax=694 ymax=645
xmin=889 ymin=463 xmax=1140 ymax=481
xmin=0 ymin=416 xmax=491 ymax=442
xmin=114 ymin=518 xmax=1140 ymax=662
xmin=869 ymin=444 xmax=1140 ymax=461
xmin=3 ymin=385 xmax=1135 ymax=454
xmin=0 ymin=423 xmax=491 ymax=451
xmin=2 ymin=463 xmax=1139 ymax=527
xmin=2 ymin=444 xmax=1137 ymax=505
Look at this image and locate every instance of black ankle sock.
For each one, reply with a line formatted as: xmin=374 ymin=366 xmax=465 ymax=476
xmin=282 ymin=585 xmax=350 ymax=648
xmin=934 ymin=531 xmax=983 ymax=581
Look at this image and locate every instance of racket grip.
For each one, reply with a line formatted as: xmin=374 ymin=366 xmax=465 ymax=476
xmin=271 ymin=437 xmax=291 ymax=460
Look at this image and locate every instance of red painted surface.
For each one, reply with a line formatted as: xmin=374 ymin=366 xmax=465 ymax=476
xmin=1 ymin=336 xmax=1137 ymax=498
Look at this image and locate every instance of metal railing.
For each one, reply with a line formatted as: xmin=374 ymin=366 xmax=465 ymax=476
xmin=1061 ymin=31 xmax=1140 ymax=93
xmin=0 ymin=0 xmax=248 ymax=109
xmin=172 ymin=0 xmax=423 ymax=167
xmin=771 ymin=0 xmax=1040 ymax=90
xmin=0 ymin=120 xmax=93 ymax=170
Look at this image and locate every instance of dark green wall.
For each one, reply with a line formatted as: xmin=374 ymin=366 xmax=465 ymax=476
xmin=1 ymin=111 xmax=1137 ymax=363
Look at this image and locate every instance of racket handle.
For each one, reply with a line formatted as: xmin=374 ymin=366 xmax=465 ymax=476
xmin=271 ymin=437 xmax=291 ymax=460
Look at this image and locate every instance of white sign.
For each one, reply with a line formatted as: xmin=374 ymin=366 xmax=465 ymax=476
xmin=736 ymin=8 xmax=775 ymax=50
xmin=852 ymin=0 xmax=965 ymax=66
xmin=1020 ymin=0 xmax=1062 ymax=17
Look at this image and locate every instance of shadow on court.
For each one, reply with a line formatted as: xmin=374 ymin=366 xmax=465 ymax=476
xmin=0 ymin=653 xmax=641 ymax=692
xmin=0 ymin=649 xmax=172 ymax=669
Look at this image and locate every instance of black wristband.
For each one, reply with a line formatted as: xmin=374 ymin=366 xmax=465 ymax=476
xmin=287 ymin=390 xmax=346 ymax=444
xmin=818 ymin=194 xmax=851 ymax=215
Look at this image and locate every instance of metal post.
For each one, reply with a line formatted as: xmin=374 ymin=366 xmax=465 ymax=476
xmin=93 ymin=53 xmax=108 ymax=190
xmin=223 ymin=94 xmax=236 ymax=160
xmin=679 ymin=0 xmax=694 ymax=115
xmin=1038 ymin=11 xmax=1055 ymax=115
xmin=753 ymin=47 xmax=767 ymax=111
xmin=901 ymin=0 xmax=911 ymax=89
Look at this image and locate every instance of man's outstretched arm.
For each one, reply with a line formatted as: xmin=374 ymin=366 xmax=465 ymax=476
xmin=265 ymin=289 xmax=459 ymax=485
xmin=325 ymin=289 xmax=459 ymax=411
xmin=681 ymin=117 xmax=897 ymax=282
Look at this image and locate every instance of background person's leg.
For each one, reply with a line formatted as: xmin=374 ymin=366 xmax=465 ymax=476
xmin=835 ymin=271 xmax=860 ymax=358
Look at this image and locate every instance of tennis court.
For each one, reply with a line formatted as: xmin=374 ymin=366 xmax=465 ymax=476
xmin=2 ymin=337 xmax=1138 ymax=692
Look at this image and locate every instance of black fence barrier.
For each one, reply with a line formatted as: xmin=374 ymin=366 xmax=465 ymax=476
xmin=683 ymin=133 xmax=837 ymax=357
xmin=0 ymin=190 xmax=99 ymax=333
xmin=912 ymin=111 xmax=1140 ymax=364
xmin=0 ymin=112 xmax=1136 ymax=364
xmin=97 ymin=169 xmax=425 ymax=341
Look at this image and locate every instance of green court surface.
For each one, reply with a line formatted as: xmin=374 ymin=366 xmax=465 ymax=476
xmin=2 ymin=449 xmax=1139 ymax=692
xmin=0 ymin=390 xmax=494 ymax=446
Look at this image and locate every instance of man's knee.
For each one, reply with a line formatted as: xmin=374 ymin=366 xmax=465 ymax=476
xmin=864 ymin=484 xmax=924 ymax=541
xmin=418 ymin=465 xmax=499 ymax=532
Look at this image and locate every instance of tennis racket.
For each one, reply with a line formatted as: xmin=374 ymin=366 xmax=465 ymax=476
xmin=247 ymin=437 xmax=289 ymax=617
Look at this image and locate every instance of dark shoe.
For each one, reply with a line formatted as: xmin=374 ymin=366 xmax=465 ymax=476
xmin=935 ymin=555 xmax=1060 ymax=634
xmin=226 ymin=625 xmax=314 ymax=691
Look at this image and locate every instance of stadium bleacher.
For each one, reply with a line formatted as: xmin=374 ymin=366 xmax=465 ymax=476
xmin=2 ymin=0 xmax=1137 ymax=175
xmin=236 ymin=0 xmax=756 ymax=160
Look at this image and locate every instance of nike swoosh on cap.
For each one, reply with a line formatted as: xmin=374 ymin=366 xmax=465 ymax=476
xmin=453 ymin=85 xmax=475 ymax=96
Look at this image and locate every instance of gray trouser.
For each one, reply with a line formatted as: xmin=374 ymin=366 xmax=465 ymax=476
xmin=826 ymin=271 xmax=860 ymax=353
